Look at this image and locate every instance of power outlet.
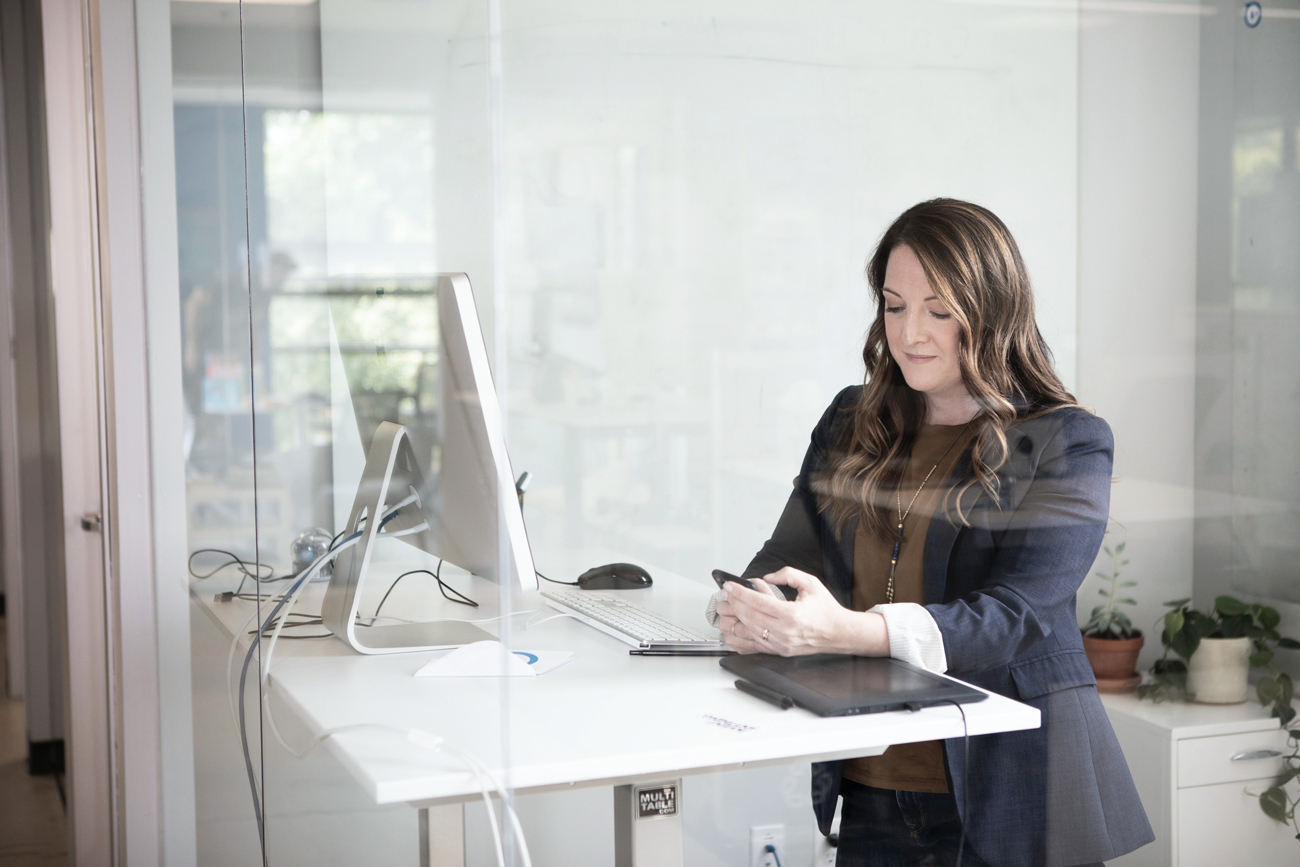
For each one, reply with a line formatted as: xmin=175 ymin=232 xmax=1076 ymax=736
xmin=813 ymin=832 xmax=837 ymax=866
xmin=813 ymin=800 xmax=842 ymax=867
xmin=750 ymin=824 xmax=784 ymax=867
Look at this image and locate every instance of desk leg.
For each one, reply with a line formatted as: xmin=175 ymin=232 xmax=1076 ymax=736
xmin=419 ymin=804 xmax=465 ymax=867
xmin=614 ymin=779 xmax=683 ymax=867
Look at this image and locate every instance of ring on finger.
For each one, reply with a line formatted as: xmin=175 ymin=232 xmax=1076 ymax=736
xmin=762 ymin=628 xmax=769 ymax=641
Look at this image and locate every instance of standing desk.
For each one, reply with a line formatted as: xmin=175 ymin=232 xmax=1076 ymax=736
xmin=194 ymin=551 xmax=1040 ymax=866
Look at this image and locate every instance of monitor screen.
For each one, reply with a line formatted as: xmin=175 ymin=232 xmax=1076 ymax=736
xmin=319 ymin=273 xmax=536 ymax=654
xmin=320 ymin=274 xmax=535 ymax=638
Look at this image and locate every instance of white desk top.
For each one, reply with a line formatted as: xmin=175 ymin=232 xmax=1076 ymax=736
xmin=193 ymin=550 xmax=1040 ymax=807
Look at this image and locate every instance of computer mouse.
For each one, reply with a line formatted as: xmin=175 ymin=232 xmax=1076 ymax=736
xmin=576 ymin=562 xmax=653 ymax=590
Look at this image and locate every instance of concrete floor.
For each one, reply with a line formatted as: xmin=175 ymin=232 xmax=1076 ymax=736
xmin=0 ymin=611 xmax=67 ymax=867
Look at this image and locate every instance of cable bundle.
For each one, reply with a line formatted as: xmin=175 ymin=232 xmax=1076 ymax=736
xmin=225 ymin=503 xmax=532 ymax=867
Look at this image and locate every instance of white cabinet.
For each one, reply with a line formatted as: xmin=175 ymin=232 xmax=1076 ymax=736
xmin=1102 ymin=693 xmax=1297 ymax=866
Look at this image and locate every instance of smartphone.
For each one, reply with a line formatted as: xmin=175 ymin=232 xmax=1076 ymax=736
xmin=712 ymin=569 xmax=798 ymax=601
xmin=712 ymin=569 xmax=757 ymax=591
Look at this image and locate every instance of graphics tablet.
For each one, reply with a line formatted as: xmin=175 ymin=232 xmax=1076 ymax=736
xmin=721 ymin=653 xmax=987 ymax=717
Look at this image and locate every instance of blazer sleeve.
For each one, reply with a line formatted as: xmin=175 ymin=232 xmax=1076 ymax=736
xmin=740 ymin=385 xmax=858 ymax=582
xmin=741 ymin=488 xmax=824 ymax=580
xmin=926 ymin=412 xmax=1114 ymax=674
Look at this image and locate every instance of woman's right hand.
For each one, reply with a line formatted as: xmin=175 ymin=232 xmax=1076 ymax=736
xmin=719 ymin=567 xmax=889 ymax=657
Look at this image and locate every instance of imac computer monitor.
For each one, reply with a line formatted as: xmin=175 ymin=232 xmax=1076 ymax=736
xmin=320 ymin=273 xmax=537 ymax=654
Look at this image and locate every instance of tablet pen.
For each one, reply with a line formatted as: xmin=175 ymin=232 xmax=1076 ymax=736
xmin=629 ymin=649 xmax=735 ymax=657
xmin=734 ymin=678 xmax=794 ymax=709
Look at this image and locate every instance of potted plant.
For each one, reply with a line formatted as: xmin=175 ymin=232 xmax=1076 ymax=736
xmin=1081 ymin=541 xmax=1143 ymax=693
xmin=1139 ymin=596 xmax=1300 ymax=712
xmin=1138 ymin=597 xmax=1300 ymax=837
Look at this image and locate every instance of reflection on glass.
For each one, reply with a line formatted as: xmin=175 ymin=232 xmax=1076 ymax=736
xmin=165 ymin=0 xmax=1092 ymax=864
xmin=1228 ymin=19 xmax=1300 ymax=604
xmin=264 ymin=109 xmax=436 ymax=278
xmin=499 ymin=3 xmax=1081 ymax=586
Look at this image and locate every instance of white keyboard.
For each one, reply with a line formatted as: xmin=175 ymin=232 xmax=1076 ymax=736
xmin=541 ymin=590 xmax=725 ymax=650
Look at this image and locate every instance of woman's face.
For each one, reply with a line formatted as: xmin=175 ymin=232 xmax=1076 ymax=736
xmin=882 ymin=244 xmax=968 ymax=407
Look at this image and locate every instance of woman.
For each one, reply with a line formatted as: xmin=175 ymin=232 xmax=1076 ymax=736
xmin=714 ymin=199 xmax=1152 ymax=867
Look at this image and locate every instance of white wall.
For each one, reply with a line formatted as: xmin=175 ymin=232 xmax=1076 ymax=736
xmin=1075 ymin=0 xmax=1202 ymax=670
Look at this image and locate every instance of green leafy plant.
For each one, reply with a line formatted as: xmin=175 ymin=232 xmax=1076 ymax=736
xmin=1256 ymin=730 xmax=1300 ymax=841
xmin=1138 ymin=596 xmax=1300 ymax=723
xmin=1082 ymin=542 xmax=1137 ymax=639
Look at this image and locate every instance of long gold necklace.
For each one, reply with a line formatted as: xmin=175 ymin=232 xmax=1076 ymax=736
xmin=886 ymin=420 xmax=974 ymax=604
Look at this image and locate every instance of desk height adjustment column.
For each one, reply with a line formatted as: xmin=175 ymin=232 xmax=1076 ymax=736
xmin=418 ymin=804 xmax=465 ymax=867
xmin=614 ymin=779 xmax=684 ymax=867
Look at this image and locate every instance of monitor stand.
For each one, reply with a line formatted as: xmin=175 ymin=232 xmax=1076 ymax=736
xmin=320 ymin=422 xmax=494 ymax=654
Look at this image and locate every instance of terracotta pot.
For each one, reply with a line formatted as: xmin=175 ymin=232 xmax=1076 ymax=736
xmin=1082 ymin=632 xmax=1144 ymax=688
xmin=1187 ymin=636 xmax=1251 ymax=704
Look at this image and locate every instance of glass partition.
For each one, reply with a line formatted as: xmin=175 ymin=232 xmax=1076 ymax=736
xmin=1195 ymin=3 xmax=1300 ymax=645
xmin=170 ymin=0 xmax=469 ymax=863
xmin=169 ymin=1 xmax=272 ymax=861
xmin=1225 ymin=9 xmax=1300 ymax=608
xmin=497 ymin=0 xmax=1080 ymax=600
xmin=160 ymin=1 xmax=1086 ymax=865
xmin=494 ymin=5 xmax=1079 ymax=864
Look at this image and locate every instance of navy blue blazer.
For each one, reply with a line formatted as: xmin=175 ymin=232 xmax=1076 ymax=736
xmin=741 ymin=386 xmax=1153 ymax=867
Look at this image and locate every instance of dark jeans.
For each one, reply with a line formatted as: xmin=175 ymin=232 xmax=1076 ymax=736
xmin=834 ymin=780 xmax=993 ymax=867
xmin=834 ymin=780 xmax=1108 ymax=867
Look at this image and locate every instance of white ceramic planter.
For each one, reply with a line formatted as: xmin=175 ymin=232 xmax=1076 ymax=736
xmin=1187 ymin=636 xmax=1251 ymax=704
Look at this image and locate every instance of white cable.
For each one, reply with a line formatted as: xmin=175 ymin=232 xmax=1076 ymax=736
xmin=259 ymin=541 xmax=361 ymax=757
xmin=267 ymin=720 xmax=527 ymax=867
xmin=264 ymin=714 xmax=389 ymax=761
xmin=471 ymin=765 xmax=507 ymax=867
xmin=382 ymin=488 xmax=421 ymax=516
xmin=227 ymin=499 xmax=427 ymax=848
xmin=352 ymin=610 xmax=536 ymax=630
xmin=225 ymin=537 xmax=350 ymax=745
xmin=230 ymin=495 xmax=534 ymax=867
xmin=256 ymin=530 xmax=521 ymax=764
xmin=261 ymin=540 xmax=349 ymax=684
xmin=439 ymin=741 xmax=533 ymax=867
xmin=227 ymin=605 xmax=261 ymax=735
xmin=378 ymin=521 xmax=430 ymax=539
xmin=523 ymin=611 xmax=582 ymax=630
xmin=267 ymin=607 xmax=533 ymax=697
xmin=261 ymin=580 xmax=305 ymax=686
xmin=443 ymin=744 xmax=508 ymax=867
xmin=411 ymin=729 xmax=533 ymax=867
xmin=397 ymin=610 xmax=534 ymax=628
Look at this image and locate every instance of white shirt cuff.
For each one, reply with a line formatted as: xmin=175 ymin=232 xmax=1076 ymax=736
xmin=704 ymin=590 xmax=724 ymax=628
xmin=868 ymin=602 xmax=948 ymax=673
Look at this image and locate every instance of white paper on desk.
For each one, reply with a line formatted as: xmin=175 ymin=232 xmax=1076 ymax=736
xmin=414 ymin=640 xmax=573 ymax=677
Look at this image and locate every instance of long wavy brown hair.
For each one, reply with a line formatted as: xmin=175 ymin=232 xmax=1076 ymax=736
xmin=822 ymin=198 xmax=1079 ymax=539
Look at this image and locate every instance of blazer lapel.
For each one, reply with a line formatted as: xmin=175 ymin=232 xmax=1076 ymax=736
xmin=922 ymin=447 xmax=970 ymax=605
xmin=922 ymin=424 xmax=1031 ymax=604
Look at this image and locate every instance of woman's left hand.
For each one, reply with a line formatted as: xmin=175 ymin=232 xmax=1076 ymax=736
xmin=716 ymin=567 xmax=888 ymax=657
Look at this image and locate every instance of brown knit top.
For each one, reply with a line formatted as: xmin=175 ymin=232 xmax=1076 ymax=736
xmin=840 ymin=421 xmax=976 ymax=793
